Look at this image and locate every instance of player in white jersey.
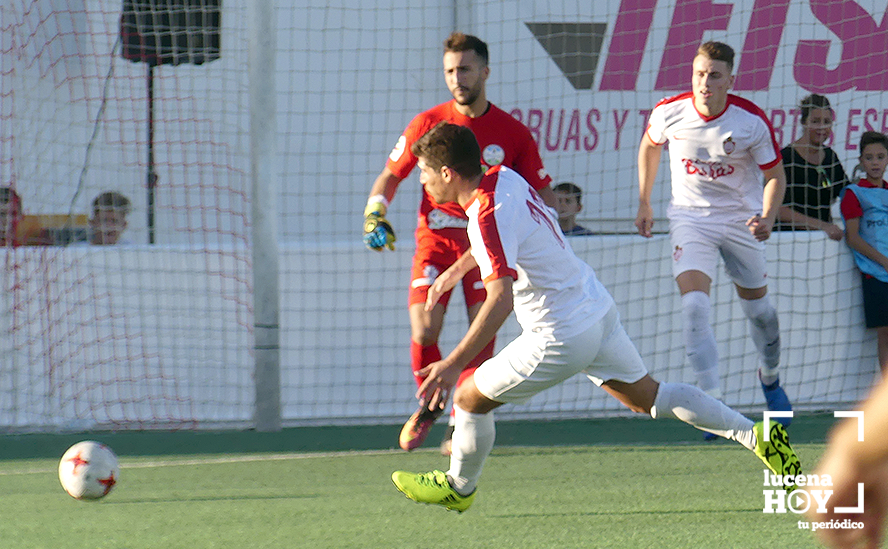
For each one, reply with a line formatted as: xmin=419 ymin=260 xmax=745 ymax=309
xmin=390 ymin=122 xmax=800 ymax=513
xmin=635 ymin=41 xmax=792 ymax=423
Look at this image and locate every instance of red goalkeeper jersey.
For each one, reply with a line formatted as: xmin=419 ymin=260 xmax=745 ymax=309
xmin=386 ymin=100 xmax=551 ymax=228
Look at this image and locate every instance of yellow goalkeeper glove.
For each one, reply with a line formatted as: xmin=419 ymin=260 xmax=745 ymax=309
xmin=363 ymin=198 xmax=396 ymax=251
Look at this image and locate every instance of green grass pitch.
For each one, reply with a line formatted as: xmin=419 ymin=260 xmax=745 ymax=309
xmin=0 ymin=417 xmax=832 ymax=548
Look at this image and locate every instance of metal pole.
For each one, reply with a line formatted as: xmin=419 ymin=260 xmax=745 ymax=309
xmin=249 ymin=0 xmax=281 ymax=431
xmin=147 ymin=64 xmax=157 ymax=244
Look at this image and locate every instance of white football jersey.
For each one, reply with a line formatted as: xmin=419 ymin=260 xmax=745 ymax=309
xmin=465 ymin=167 xmax=614 ymax=338
xmin=646 ymin=92 xmax=781 ymax=219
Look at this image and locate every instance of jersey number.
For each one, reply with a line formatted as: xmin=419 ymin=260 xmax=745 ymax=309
xmin=526 ymin=194 xmax=565 ymax=249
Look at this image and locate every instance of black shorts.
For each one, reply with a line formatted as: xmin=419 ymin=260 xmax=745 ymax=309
xmin=862 ymin=275 xmax=888 ymax=329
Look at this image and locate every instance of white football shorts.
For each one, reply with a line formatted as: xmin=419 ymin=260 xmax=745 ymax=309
xmin=668 ymin=216 xmax=768 ymax=290
xmin=472 ymin=305 xmax=648 ymax=404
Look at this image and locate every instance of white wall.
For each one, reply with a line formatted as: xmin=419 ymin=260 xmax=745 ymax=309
xmin=0 ymin=233 xmax=878 ymax=429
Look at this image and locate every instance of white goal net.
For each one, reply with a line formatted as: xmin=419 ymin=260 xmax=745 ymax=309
xmin=1 ymin=0 xmax=882 ymax=431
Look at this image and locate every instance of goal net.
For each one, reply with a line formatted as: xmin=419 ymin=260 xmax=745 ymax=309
xmin=1 ymin=0 xmax=882 ymax=432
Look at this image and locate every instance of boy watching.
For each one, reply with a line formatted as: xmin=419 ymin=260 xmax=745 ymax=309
xmin=840 ymin=131 xmax=888 ymax=371
xmin=88 ymin=191 xmax=132 ymax=245
xmin=552 ymin=182 xmax=594 ymax=236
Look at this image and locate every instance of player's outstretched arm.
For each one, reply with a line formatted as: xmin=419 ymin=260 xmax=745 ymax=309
xmin=416 ymin=276 xmax=513 ymax=411
xmin=425 ymin=250 xmax=479 ymax=312
xmin=635 ymin=137 xmax=662 ymax=238
xmin=363 ymin=168 xmax=401 ymax=251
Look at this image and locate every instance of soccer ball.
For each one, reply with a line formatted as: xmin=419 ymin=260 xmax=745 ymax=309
xmin=58 ymin=441 xmax=119 ymax=500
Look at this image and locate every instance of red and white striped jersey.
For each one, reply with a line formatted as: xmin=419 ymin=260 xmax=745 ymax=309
xmin=464 ymin=166 xmax=613 ymax=338
xmin=646 ymin=92 xmax=781 ymax=219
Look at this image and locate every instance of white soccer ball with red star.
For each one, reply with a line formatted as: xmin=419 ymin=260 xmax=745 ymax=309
xmin=58 ymin=441 xmax=119 ymax=500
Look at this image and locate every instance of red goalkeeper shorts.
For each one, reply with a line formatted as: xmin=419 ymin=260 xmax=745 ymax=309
xmin=408 ymin=226 xmax=486 ymax=309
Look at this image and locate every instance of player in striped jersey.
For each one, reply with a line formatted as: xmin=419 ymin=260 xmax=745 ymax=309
xmin=635 ymin=41 xmax=792 ymax=423
xmin=391 ymin=122 xmax=800 ymax=513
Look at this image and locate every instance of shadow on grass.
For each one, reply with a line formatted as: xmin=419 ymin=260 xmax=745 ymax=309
xmin=104 ymin=493 xmax=321 ymax=504
xmin=491 ymin=506 xmax=762 ymax=518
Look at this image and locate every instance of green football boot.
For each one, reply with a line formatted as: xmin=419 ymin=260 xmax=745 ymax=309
xmin=754 ymin=420 xmax=802 ymax=476
xmin=391 ymin=470 xmax=475 ymax=513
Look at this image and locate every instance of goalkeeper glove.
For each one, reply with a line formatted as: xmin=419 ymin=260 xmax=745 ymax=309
xmin=363 ymin=198 xmax=396 ymax=251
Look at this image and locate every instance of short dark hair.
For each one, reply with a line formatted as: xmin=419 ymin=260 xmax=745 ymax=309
xmin=553 ymin=182 xmax=583 ymax=205
xmin=411 ymin=122 xmax=483 ymax=179
xmin=696 ymin=41 xmax=734 ymax=71
xmin=92 ymin=191 xmax=131 ymax=214
xmin=799 ymin=94 xmax=832 ymax=125
xmin=0 ymin=187 xmax=21 ymax=207
xmin=860 ymin=131 xmax=888 ymax=153
xmin=444 ymin=32 xmax=489 ymax=66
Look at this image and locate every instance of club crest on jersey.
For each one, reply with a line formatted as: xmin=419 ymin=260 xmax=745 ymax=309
xmin=482 ymin=144 xmax=505 ymax=167
xmin=723 ymin=137 xmax=736 ymax=155
xmin=673 ymin=245 xmax=683 ymax=262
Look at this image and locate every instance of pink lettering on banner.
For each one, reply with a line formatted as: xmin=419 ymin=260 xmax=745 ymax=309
xmin=513 ymin=107 xmax=886 ymax=152
xmin=734 ymin=0 xmax=791 ymax=91
xmin=599 ymin=0 xmax=657 ymax=91
xmin=846 ymin=109 xmax=862 ymax=151
xmin=770 ymin=110 xmax=787 ymax=146
xmin=585 ymin=110 xmax=601 ymax=151
xmin=795 ymin=0 xmax=888 ymax=93
xmin=544 ymin=110 xmax=565 ymax=151
xmin=511 ymin=108 xmax=605 ymax=151
xmin=655 ymin=0 xmax=732 ymax=90
xmin=860 ymin=109 xmax=888 ymax=135
xmin=613 ymin=110 xmax=629 ymax=150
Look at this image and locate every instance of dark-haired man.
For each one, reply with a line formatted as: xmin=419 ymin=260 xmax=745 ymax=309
xmin=363 ymin=32 xmax=554 ymax=454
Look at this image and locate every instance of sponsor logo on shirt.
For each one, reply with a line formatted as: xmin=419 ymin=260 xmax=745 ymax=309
xmin=388 ymin=135 xmax=407 ymax=162
xmin=682 ymin=158 xmax=735 ymax=179
xmin=482 ymin=144 xmax=505 ymax=167
xmin=426 ymin=209 xmax=469 ymax=230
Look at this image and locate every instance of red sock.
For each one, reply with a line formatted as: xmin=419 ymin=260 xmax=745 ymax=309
xmin=410 ymin=341 xmax=441 ymax=388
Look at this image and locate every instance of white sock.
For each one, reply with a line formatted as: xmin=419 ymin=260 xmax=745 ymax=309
xmin=681 ymin=291 xmax=720 ymax=392
xmin=739 ymin=295 xmax=781 ymax=383
xmin=651 ymin=382 xmax=756 ymax=450
xmin=446 ymin=405 xmax=495 ymax=496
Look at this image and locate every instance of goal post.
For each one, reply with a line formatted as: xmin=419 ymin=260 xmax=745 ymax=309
xmin=0 ymin=0 xmax=883 ymax=433
xmin=249 ymin=0 xmax=282 ymax=432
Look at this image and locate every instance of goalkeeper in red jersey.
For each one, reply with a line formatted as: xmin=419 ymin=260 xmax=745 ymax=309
xmin=363 ymin=32 xmax=554 ymax=455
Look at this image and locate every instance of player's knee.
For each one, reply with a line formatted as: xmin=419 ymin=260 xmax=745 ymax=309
xmin=454 ymin=385 xmax=498 ymax=414
xmin=410 ymin=329 xmax=438 ymax=346
xmin=681 ymin=290 xmax=711 ymax=326
xmin=739 ymin=295 xmax=778 ymax=329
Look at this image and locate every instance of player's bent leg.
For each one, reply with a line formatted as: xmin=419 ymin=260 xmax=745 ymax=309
xmin=648 ymin=381 xmax=756 ymax=449
xmin=601 ymin=375 xmax=658 ymax=414
xmin=737 ymin=287 xmax=791 ymax=426
xmin=399 ymin=302 xmax=447 ymax=451
xmin=445 ymin=377 xmax=501 ymax=497
xmin=679 ymin=289 xmax=721 ymax=398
